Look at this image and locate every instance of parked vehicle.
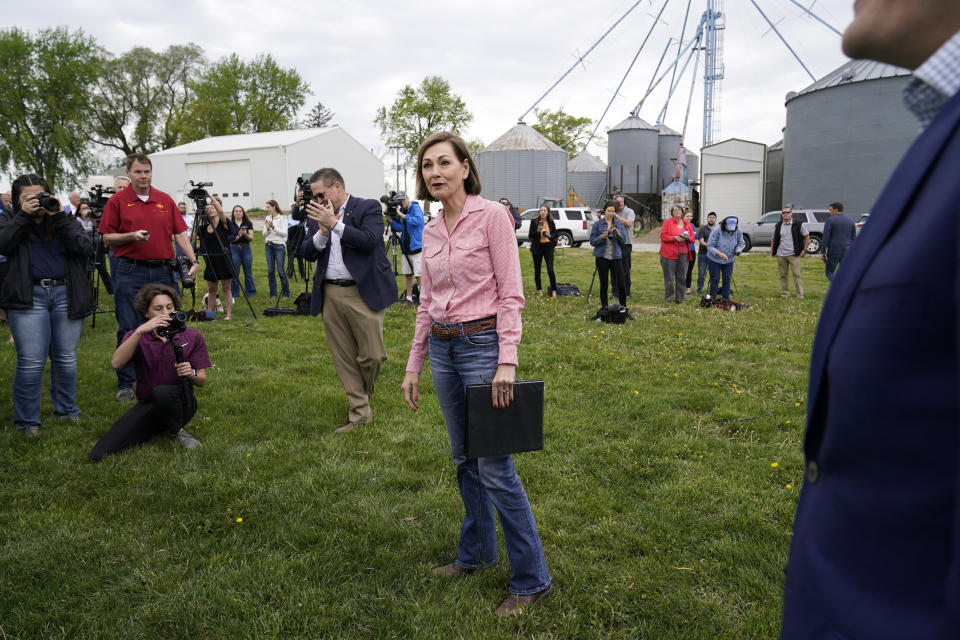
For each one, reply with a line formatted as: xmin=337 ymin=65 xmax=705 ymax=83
xmin=855 ymin=213 xmax=870 ymax=235
xmin=516 ymin=207 xmax=598 ymax=248
xmin=740 ymin=209 xmax=829 ymax=254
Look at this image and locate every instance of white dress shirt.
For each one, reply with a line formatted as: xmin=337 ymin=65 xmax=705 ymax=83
xmin=312 ymin=195 xmax=355 ymax=280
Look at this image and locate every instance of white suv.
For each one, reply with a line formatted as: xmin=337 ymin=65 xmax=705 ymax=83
xmin=516 ymin=207 xmax=598 ymax=248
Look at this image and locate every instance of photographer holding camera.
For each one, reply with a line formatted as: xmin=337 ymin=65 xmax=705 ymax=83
xmin=89 ymin=283 xmax=209 ymax=461
xmin=0 ymin=174 xmax=94 ymax=437
xmin=100 ymin=153 xmax=199 ymax=401
xmin=386 ymin=192 xmax=424 ymax=303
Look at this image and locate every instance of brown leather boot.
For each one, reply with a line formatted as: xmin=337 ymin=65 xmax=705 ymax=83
xmin=495 ymin=584 xmax=554 ymax=617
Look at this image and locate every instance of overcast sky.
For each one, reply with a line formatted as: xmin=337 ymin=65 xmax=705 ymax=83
xmin=9 ymin=0 xmax=857 ymax=188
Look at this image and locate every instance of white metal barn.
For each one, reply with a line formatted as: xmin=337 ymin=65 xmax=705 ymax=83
xmin=150 ymin=127 xmax=384 ymax=212
xmin=699 ymin=139 xmax=766 ymax=222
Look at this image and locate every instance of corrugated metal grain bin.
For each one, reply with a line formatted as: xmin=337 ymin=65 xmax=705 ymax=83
xmin=783 ymin=59 xmax=918 ymax=216
xmin=657 ymin=124 xmax=684 ymax=192
xmin=476 ymin=122 xmax=567 ymax=210
xmin=567 ymin=151 xmax=607 ymax=209
xmin=607 ymin=115 xmax=659 ymax=195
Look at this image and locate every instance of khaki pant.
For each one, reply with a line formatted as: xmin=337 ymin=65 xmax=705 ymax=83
xmin=322 ymin=284 xmax=387 ymax=425
xmin=777 ymin=255 xmax=804 ymax=298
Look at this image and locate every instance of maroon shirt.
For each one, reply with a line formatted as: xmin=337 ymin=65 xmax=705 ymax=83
xmin=122 ymin=327 xmax=211 ymax=402
xmin=99 ymin=185 xmax=187 ymax=260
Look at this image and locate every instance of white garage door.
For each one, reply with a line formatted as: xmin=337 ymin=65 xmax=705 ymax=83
xmin=185 ymin=160 xmax=252 ymax=212
xmin=703 ymin=172 xmax=763 ymax=221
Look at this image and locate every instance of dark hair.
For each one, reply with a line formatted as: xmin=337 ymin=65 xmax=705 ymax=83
xmin=76 ymin=202 xmax=91 ymax=217
xmin=707 ymin=211 xmax=717 ymax=218
xmin=125 ymin=153 xmax=152 ymax=170
xmin=415 ymin=131 xmax=481 ymax=202
xmin=309 ymin=167 xmax=345 ymax=190
xmin=829 ymin=202 xmax=844 ymax=212
xmin=603 ymin=200 xmax=616 ymax=212
xmin=134 ymin=283 xmax=181 ymax=317
xmin=11 ymin=174 xmax=55 ymax=240
xmin=266 ymin=199 xmax=283 ymax=215
xmin=230 ymin=204 xmax=252 ymax=227
xmin=499 ymin=197 xmax=512 ymax=205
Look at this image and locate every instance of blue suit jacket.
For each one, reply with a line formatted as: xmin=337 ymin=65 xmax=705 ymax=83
xmin=781 ymin=91 xmax=960 ymax=638
xmin=821 ymin=213 xmax=856 ymax=256
xmin=299 ymin=195 xmax=396 ymax=316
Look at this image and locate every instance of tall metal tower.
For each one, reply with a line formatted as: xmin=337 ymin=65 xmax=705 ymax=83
xmin=702 ymin=0 xmax=725 ymax=147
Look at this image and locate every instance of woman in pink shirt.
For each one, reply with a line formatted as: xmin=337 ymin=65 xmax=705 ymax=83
xmin=401 ymin=132 xmax=552 ymax=617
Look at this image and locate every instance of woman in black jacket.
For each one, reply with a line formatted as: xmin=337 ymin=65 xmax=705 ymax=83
xmin=0 ymin=174 xmax=94 ymax=436
xmin=527 ymin=204 xmax=558 ymax=297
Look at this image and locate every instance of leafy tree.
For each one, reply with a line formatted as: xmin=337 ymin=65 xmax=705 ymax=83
xmin=301 ymin=102 xmax=335 ymax=128
xmin=177 ymin=53 xmax=310 ymax=142
xmin=89 ymin=44 xmax=205 ymax=155
xmin=467 ymin=137 xmax=486 ymax=158
xmin=374 ymin=76 xmax=472 ymax=162
xmin=0 ymin=27 xmax=101 ymax=191
xmin=532 ymin=107 xmax=594 ymax=158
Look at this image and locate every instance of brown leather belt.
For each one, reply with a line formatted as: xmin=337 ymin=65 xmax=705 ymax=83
xmin=431 ymin=316 xmax=497 ymax=340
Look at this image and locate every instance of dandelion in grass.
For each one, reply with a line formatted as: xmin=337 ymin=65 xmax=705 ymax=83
xmin=634 ymin=391 xmax=639 ymax=396
xmin=786 ymin=484 xmax=793 ymax=489
xmin=785 ymin=420 xmax=791 ymax=424
xmin=771 ymin=462 xmax=779 ymax=468
xmin=794 ymin=402 xmax=801 ymax=407
xmin=246 ymin=453 xmax=251 ymax=458
xmin=236 ymin=517 xmax=243 ymax=523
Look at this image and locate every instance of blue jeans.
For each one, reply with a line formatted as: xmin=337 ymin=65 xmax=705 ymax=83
xmin=113 ymin=260 xmax=176 ymax=390
xmin=708 ymin=259 xmax=734 ymax=299
xmin=265 ymin=243 xmax=290 ymax=298
xmin=428 ymin=328 xmax=551 ymax=595
xmin=824 ymin=249 xmax=845 ymax=281
xmin=7 ymin=285 xmax=84 ymax=430
xmin=230 ymin=244 xmax=257 ymax=298
xmin=697 ymin=251 xmax=709 ymax=292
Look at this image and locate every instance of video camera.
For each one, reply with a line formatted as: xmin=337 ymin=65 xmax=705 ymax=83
xmin=80 ymin=185 xmax=116 ymax=217
xmin=291 ymin=176 xmax=312 ymax=222
xmin=168 ymin=256 xmax=195 ymax=289
xmin=156 ymin=310 xmax=189 ymax=339
xmin=188 ymin=180 xmax=213 ymax=201
xmin=380 ymin=190 xmax=403 ymax=220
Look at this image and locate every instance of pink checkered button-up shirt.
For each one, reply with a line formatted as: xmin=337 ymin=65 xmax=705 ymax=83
xmin=406 ymin=195 xmax=525 ymax=374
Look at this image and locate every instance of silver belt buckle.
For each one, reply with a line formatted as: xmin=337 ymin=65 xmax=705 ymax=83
xmin=39 ymin=278 xmax=55 ymax=288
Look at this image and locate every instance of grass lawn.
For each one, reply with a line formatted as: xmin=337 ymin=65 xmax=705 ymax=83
xmin=0 ymin=236 xmax=826 ymax=639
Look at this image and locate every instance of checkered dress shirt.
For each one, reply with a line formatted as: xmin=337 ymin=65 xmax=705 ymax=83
xmin=903 ymin=29 xmax=960 ymax=129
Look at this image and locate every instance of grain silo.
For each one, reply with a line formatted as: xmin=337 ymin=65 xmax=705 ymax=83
xmin=765 ymin=139 xmax=784 ymax=212
xmin=476 ymin=122 xmax=567 ymax=211
xmin=567 ymin=151 xmax=607 ymax=209
xmin=783 ymin=59 xmax=919 ymax=216
xmin=685 ymin=147 xmax=699 ymax=185
xmin=656 ymin=125 xmax=684 ymax=193
xmin=607 ymin=115 xmax=659 ymax=196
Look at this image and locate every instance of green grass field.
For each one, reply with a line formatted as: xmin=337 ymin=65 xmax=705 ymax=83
xmin=0 ymin=237 xmax=826 ymax=639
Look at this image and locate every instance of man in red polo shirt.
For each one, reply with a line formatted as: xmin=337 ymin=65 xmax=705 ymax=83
xmin=100 ymin=153 xmax=199 ymax=400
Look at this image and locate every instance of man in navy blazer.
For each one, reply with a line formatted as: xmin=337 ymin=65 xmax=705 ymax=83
xmin=781 ymin=2 xmax=960 ymax=639
xmin=820 ymin=201 xmax=856 ymax=281
xmin=299 ymin=167 xmax=395 ymax=434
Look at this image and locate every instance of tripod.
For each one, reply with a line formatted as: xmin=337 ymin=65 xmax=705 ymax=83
xmin=88 ymin=220 xmax=114 ymax=328
xmin=191 ymin=199 xmax=257 ymax=320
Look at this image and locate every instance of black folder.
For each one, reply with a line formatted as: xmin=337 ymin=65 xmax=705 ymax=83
xmin=464 ymin=379 xmax=544 ymax=458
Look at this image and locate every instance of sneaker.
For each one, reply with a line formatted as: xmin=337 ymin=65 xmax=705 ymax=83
xmin=23 ymin=427 xmax=41 ymax=437
xmin=174 ymin=430 xmax=202 ymax=450
xmin=116 ymin=388 xmax=135 ymax=401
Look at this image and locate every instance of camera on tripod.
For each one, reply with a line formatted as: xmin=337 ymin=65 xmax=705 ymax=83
xmin=188 ymin=180 xmax=213 ymax=202
xmin=81 ymin=185 xmax=116 ymax=218
xmin=156 ymin=310 xmax=189 ymax=339
xmin=291 ymin=176 xmax=313 ymax=222
xmin=168 ymin=256 xmax=195 ymax=289
xmin=380 ymin=190 xmax=403 ymax=220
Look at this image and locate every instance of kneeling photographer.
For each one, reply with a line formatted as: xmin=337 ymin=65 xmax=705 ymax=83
xmin=385 ymin=191 xmax=423 ymax=303
xmin=89 ymin=283 xmax=210 ymax=462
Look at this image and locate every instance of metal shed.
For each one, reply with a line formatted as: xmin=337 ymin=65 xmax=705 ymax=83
xmin=567 ymin=151 xmax=607 ymax=209
xmin=476 ymin=122 xmax=567 ymax=210
xmin=700 ymin=138 xmax=766 ymax=221
xmin=150 ymin=127 xmax=383 ymax=212
xmin=783 ymin=59 xmax=918 ymax=216
xmin=607 ymin=115 xmax=659 ymax=195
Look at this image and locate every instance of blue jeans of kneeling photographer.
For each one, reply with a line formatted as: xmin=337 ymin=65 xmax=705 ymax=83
xmin=428 ymin=327 xmax=551 ymax=595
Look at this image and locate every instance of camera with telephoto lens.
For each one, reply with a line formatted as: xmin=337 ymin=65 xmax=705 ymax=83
xmin=33 ymin=192 xmax=61 ymax=212
xmin=290 ymin=176 xmax=313 ymax=222
xmin=167 ymin=256 xmax=195 ymax=289
xmin=380 ymin=190 xmax=403 ymax=220
xmin=156 ymin=310 xmax=188 ymax=339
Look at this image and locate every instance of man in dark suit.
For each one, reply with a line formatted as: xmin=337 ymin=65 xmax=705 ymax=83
xmin=781 ymin=2 xmax=960 ymax=639
xmin=820 ymin=201 xmax=856 ymax=281
xmin=300 ymin=167 xmax=395 ymax=434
